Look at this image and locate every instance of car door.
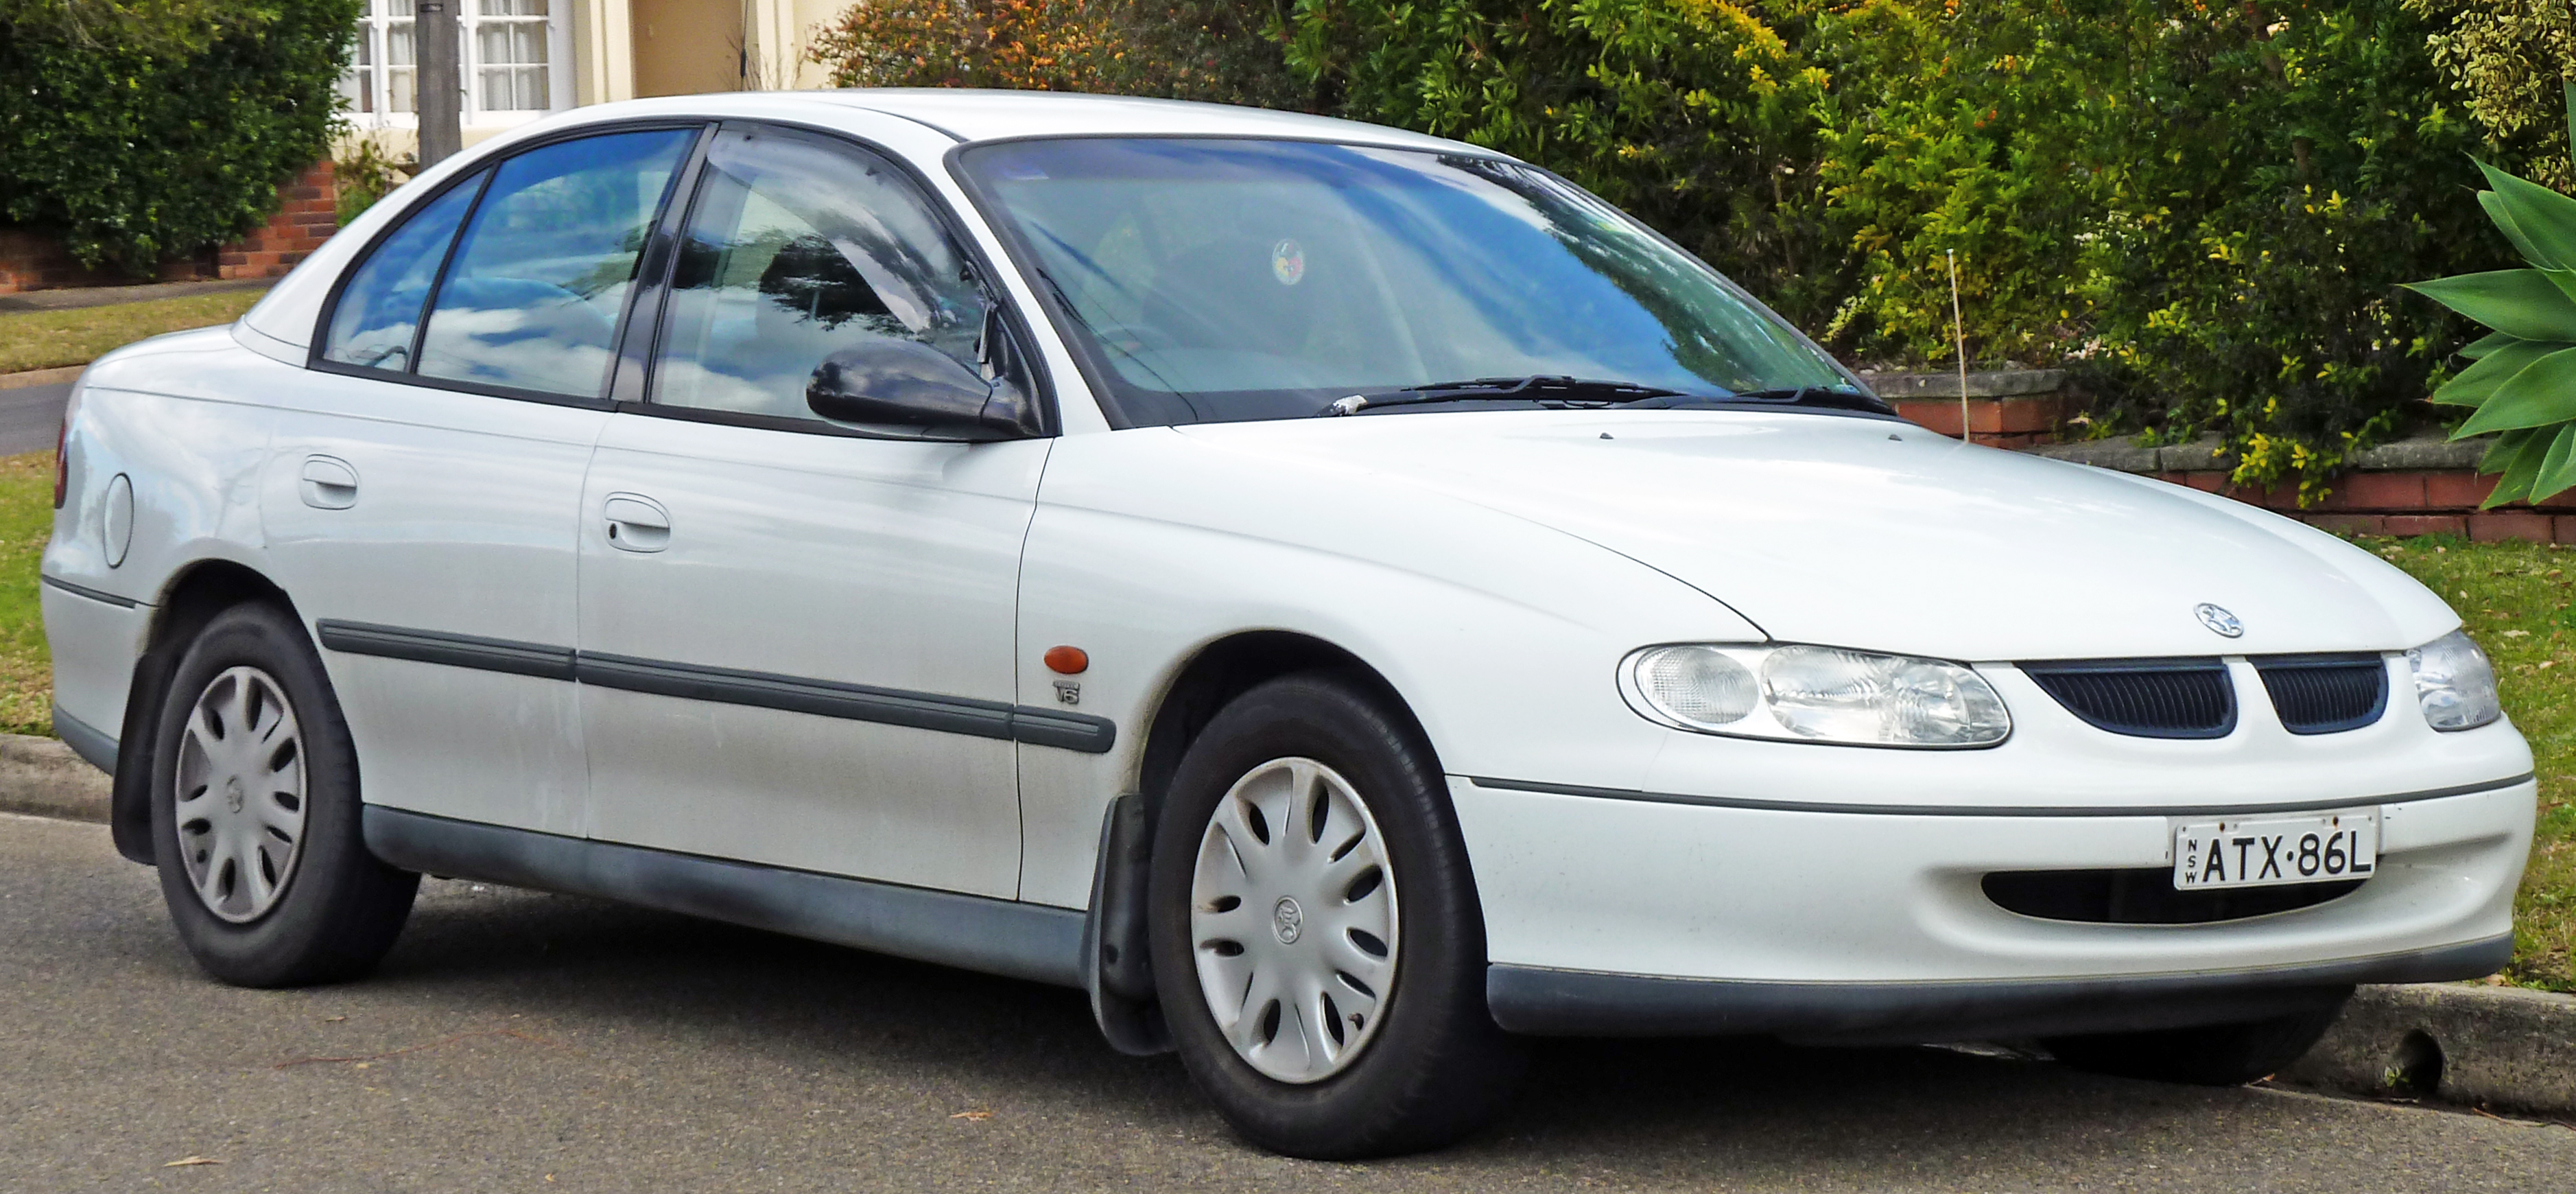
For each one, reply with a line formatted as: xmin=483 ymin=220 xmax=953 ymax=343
xmin=264 ymin=124 xmax=702 ymax=835
xmin=574 ymin=123 xmax=1052 ymax=898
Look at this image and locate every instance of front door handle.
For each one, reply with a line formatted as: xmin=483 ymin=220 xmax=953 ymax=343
xmin=298 ymin=455 xmax=358 ymax=509
xmin=602 ymin=493 xmax=670 ymax=552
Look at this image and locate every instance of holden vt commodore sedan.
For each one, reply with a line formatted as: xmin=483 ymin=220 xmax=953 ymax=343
xmin=42 ymin=91 xmax=2532 ymax=1158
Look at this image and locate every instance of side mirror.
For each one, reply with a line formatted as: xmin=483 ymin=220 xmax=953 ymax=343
xmin=805 ymin=337 xmax=1037 ymax=439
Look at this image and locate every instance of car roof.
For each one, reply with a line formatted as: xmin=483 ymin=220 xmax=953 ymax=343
xmin=234 ymin=90 xmax=1498 ymax=361
xmin=545 ymin=88 xmax=1495 ymax=156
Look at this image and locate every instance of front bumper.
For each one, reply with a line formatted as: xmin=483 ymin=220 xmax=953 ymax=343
xmin=1487 ymin=935 xmax=2509 ymax=1043
xmin=1448 ymin=773 xmax=2534 ymax=1041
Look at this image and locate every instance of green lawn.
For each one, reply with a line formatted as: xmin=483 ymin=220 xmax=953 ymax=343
xmin=2363 ymin=535 xmax=2576 ymax=993
xmin=0 ymin=452 xmax=54 ymax=736
xmin=0 ymin=289 xmax=265 ymax=375
xmin=0 ymin=447 xmax=2562 ymax=987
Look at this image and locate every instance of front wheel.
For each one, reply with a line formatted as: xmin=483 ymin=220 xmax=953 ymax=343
xmin=2044 ymin=996 xmax=2350 ymax=1086
xmin=150 ymin=602 xmax=418 ymax=987
xmin=1147 ymin=673 xmax=1522 ymax=1158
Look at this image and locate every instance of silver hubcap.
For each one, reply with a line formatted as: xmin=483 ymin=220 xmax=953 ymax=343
xmin=174 ymin=666 xmax=308 ymax=923
xmin=1190 ymin=757 xmax=1399 ymax=1084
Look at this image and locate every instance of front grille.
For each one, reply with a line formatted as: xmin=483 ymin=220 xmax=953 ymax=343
xmin=1983 ymin=868 xmax=2365 ymax=924
xmin=2019 ymin=658 xmax=2236 ymax=739
xmin=2256 ymin=654 xmax=2389 ymax=735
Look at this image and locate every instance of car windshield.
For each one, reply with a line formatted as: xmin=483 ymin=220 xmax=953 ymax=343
xmin=954 ymin=137 xmax=1852 ymax=426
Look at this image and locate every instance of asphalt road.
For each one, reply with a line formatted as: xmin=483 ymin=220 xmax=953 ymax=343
xmin=0 ymin=382 xmax=71 ymax=457
xmin=7 ymin=812 xmax=2574 ymax=1193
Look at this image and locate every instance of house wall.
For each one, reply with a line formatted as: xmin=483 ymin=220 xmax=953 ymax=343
xmin=633 ymin=0 xmax=744 ymax=97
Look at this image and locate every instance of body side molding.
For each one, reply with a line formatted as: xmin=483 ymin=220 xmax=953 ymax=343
xmin=51 ymin=703 xmax=119 ymax=776
xmin=317 ymin=621 xmax=1116 ymax=752
xmin=1465 ymin=773 xmax=2537 ymax=819
xmin=41 ymin=574 xmax=141 ymax=609
xmin=363 ymin=806 xmax=1087 ymax=987
xmin=317 ymin=620 xmax=576 ymax=681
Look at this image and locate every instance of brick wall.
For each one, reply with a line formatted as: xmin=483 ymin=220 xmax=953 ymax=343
xmin=0 ymin=231 xmax=212 ymax=292
xmin=1869 ymin=368 xmax=2070 ymax=450
xmin=217 ymin=161 xmax=338 ymax=281
xmin=0 ymin=161 xmax=335 ymax=294
xmin=1871 ymin=366 xmax=2562 ymax=542
xmin=2028 ymin=436 xmax=2576 ymax=543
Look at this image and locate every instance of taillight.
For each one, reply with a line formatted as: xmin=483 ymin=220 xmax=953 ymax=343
xmin=51 ymin=382 xmax=80 ymax=510
xmin=51 ymin=414 xmax=67 ymax=509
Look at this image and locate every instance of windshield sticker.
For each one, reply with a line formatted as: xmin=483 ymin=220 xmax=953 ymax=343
xmin=1271 ymin=238 xmax=1305 ymax=286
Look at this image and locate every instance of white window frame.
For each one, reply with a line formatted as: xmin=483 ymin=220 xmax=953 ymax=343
xmin=342 ymin=0 xmax=574 ymax=134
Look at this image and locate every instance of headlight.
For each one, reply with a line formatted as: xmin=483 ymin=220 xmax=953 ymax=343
xmin=1619 ymin=644 xmax=2011 ymax=748
xmin=2408 ymin=629 xmax=2501 ymax=731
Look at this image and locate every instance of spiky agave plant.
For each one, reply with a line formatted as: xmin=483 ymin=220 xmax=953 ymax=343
xmin=2407 ymin=82 xmax=2576 ymax=507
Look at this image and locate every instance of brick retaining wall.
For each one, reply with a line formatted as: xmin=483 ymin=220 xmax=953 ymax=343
xmin=1867 ymin=366 xmax=2551 ymax=541
xmin=0 ymin=161 xmax=335 ymax=294
xmin=2030 ymin=435 xmax=2576 ymax=543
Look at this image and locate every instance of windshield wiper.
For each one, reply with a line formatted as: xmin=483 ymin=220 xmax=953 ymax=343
xmin=1614 ymin=384 xmax=1893 ymax=414
xmin=1320 ymin=375 xmax=1688 ymax=416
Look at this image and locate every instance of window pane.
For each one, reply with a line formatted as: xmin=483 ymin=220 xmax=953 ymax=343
xmin=475 ymin=16 xmax=548 ymax=110
xmin=322 ymin=173 xmax=484 ymax=371
xmin=480 ymin=0 xmax=545 ymax=14
xmin=655 ymin=129 xmax=989 ymax=420
xmin=416 ymin=129 xmax=696 ymax=397
xmin=338 ymin=30 xmax=375 ymax=115
xmin=387 ymin=19 xmax=416 ymax=114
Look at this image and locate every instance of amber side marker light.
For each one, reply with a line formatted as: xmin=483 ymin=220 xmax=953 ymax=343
xmin=1044 ymin=646 xmax=1089 ymax=675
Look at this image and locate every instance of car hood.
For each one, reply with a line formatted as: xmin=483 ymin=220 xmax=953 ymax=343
xmin=1173 ymin=410 xmax=2458 ymax=662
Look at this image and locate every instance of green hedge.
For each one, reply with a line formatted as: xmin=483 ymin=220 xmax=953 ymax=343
xmin=0 ymin=1 xmax=359 ymax=275
xmin=1284 ymin=0 xmax=2521 ymax=497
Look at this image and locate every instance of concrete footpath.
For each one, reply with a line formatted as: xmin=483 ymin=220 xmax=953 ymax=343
xmin=3 ymin=730 xmax=2567 ymax=1123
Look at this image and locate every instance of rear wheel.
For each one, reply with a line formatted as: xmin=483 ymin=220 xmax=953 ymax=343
xmin=150 ymin=602 xmax=418 ymax=987
xmin=1148 ymin=673 xmax=1522 ymax=1158
xmin=2044 ymin=996 xmax=2349 ymax=1086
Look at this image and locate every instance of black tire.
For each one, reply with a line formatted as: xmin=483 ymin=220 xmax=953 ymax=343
xmin=149 ymin=601 xmax=418 ymax=987
xmin=1146 ymin=672 xmax=1523 ymax=1159
xmin=2044 ymin=995 xmax=2350 ymax=1086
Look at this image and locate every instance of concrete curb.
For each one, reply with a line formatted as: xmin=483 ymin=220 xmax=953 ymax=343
xmin=0 ymin=732 xmax=108 ymax=823
xmin=2282 ymin=982 xmax=2576 ymax=1117
xmin=0 ymin=364 xmax=83 ymax=391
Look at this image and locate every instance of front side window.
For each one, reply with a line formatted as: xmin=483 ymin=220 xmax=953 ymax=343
xmin=413 ymin=128 xmax=696 ymax=399
xmin=320 ymin=172 xmax=484 ymax=371
xmin=652 ymin=127 xmax=996 ymax=421
xmin=956 ymin=138 xmax=1846 ymax=426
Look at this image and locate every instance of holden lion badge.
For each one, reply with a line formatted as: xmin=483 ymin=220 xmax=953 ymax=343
xmin=1271 ymin=238 xmax=1305 ymax=286
xmin=2194 ymin=602 xmax=2243 ymax=638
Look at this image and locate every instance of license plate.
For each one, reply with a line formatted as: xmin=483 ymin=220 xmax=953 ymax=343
xmin=2172 ymin=810 xmax=2378 ymax=890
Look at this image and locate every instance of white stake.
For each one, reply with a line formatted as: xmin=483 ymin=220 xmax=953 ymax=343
xmin=1949 ymin=249 xmax=1971 ymax=445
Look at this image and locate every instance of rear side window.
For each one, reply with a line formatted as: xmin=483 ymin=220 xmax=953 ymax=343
xmin=412 ymin=128 xmax=696 ymax=398
xmin=319 ymin=174 xmax=484 ymax=371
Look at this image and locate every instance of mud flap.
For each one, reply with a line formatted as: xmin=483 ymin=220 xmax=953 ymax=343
xmin=1083 ymin=792 xmax=1171 ymax=1055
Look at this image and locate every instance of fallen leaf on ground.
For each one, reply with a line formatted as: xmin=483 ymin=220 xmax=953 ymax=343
xmin=272 ymin=1027 xmax=566 ymax=1069
xmin=163 ymin=1157 xmax=222 ymax=1167
xmin=2505 ymin=629 xmax=2531 ymax=637
xmin=324 ymin=1016 xmax=346 ymax=1022
xmin=950 ymin=1110 xmax=993 ymax=1121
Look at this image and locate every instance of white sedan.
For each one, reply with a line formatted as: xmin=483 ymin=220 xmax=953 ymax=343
xmin=41 ymin=91 xmax=2533 ymax=1158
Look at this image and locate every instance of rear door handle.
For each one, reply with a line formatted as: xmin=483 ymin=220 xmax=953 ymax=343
xmin=298 ymin=455 xmax=358 ymax=509
xmin=602 ymin=493 xmax=670 ymax=552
